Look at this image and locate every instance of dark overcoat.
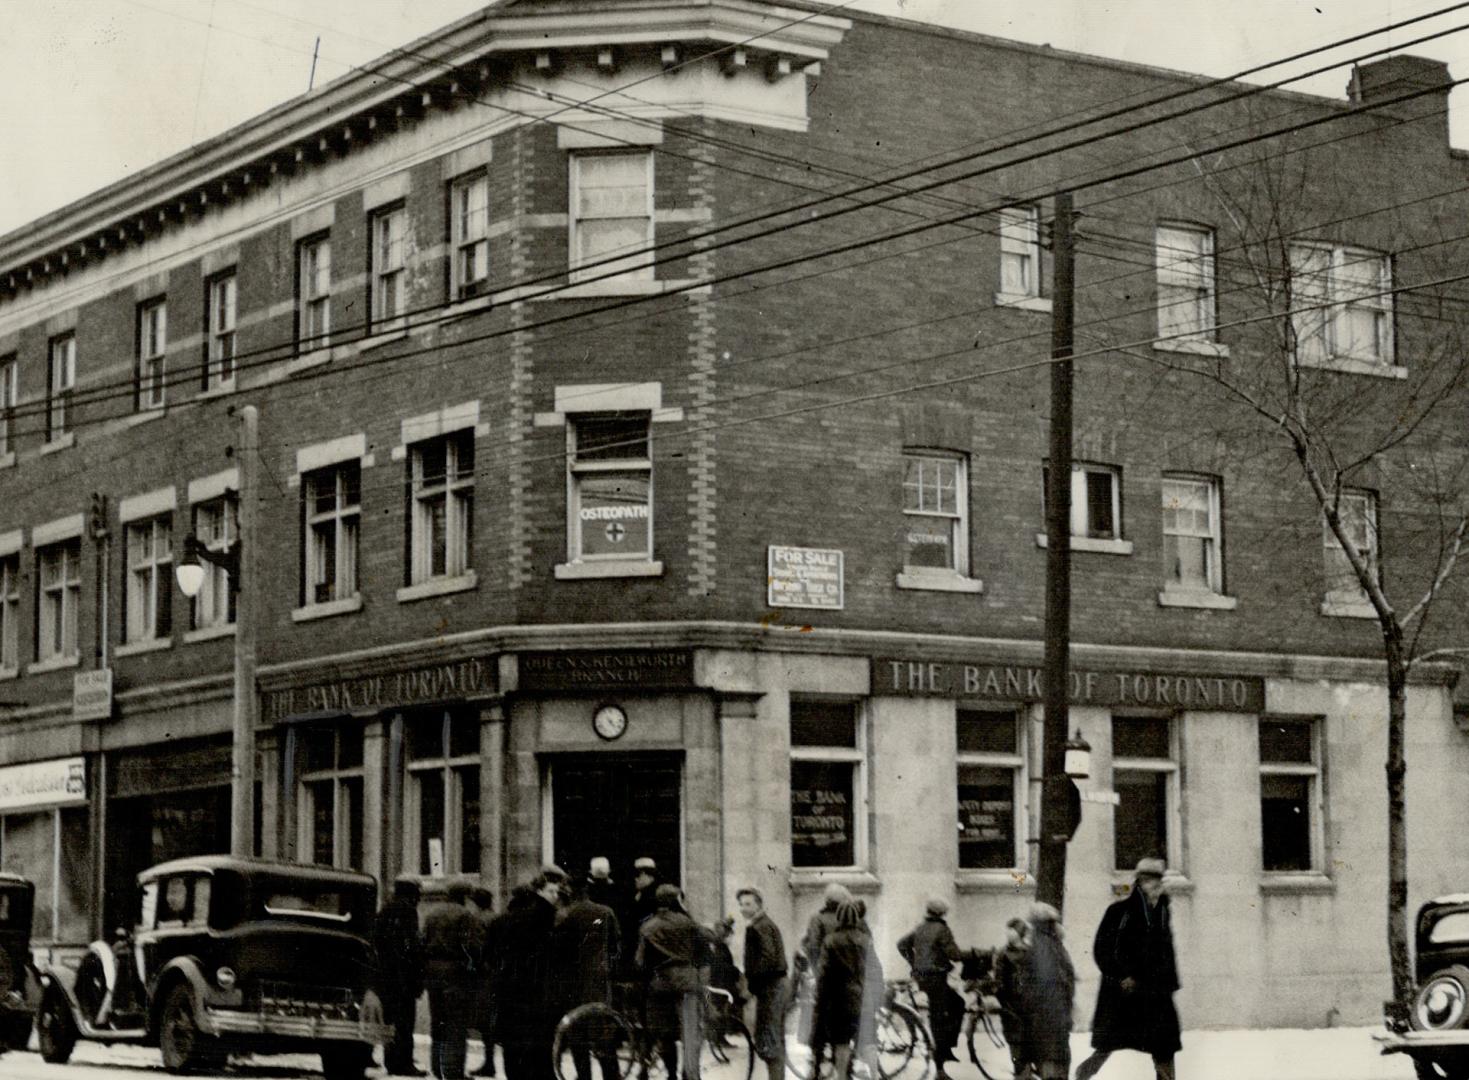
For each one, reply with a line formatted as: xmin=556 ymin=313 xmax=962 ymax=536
xmin=491 ymin=893 xmax=560 ymax=1037
xmin=372 ymin=896 xmax=425 ymax=1000
xmin=549 ymin=898 xmax=622 ymax=1014
xmin=1088 ymin=888 xmax=1181 ymax=1057
xmin=1021 ymin=924 xmax=1075 ymax=1067
xmin=812 ymin=926 xmax=883 ymax=1049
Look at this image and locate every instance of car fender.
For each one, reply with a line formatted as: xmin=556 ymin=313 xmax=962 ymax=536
xmin=148 ymin=956 xmax=241 ymax=1038
xmin=36 ymin=958 xmax=83 ymax=1022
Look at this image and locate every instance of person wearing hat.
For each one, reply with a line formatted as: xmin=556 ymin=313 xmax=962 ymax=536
xmin=550 ymin=871 xmax=622 ymax=1080
xmin=586 ymin=855 xmax=619 ymax=911
xmin=373 ymin=878 xmax=426 ymax=1077
xmin=1074 ymin=858 xmax=1181 ymax=1080
xmin=637 ymin=883 xmax=709 ymax=1080
xmin=992 ymin=916 xmax=1033 ymax=1080
xmin=422 ymin=881 xmax=484 ymax=1080
xmin=1019 ymin=903 xmax=1074 ymax=1080
xmin=897 ymin=899 xmax=965 ymax=1080
xmin=495 ymin=870 xmax=565 ymax=1080
xmin=624 ymin=856 xmax=662 ymax=969
xmin=811 ymin=900 xmax=883 ymax=1080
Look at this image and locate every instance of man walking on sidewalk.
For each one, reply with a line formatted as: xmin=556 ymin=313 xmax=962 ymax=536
xmin=1074 ymin=858 xmax=1182 ymax=1080
xmin=738 ymin=887 xmax=788 ymax=1080
xmin=897 ymin=899 xmax=965 ymax=1080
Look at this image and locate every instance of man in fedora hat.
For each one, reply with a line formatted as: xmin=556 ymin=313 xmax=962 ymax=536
xmin=1075 ymin=857 xmax=1181 ymax=1080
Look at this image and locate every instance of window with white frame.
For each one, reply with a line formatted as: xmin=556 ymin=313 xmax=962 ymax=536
xmin=1323 ymin=488 xmax=1378 ymax=606
xmin=0 ymin=356 xmax=16 ymax=457
xmin=1112 ymin=714 xmax=1179 ymax=871
xmin=1290 ymin=244 xmax=1393 ymax=365
xmin=299 ymin=723 xmax=365 ymax=870
xmin=790 ymin=699 xmax=865 ymax=869
xmin=303 ymin=461 xmax=361 ymax=606
xmin=902 ymin=452 xmax=969 ymax=575
xmin=570 ymin=151 xmax=654 ymax=284
xmin=36 ymin=540 xmax=80 ymax=662
xmin=1156 ymin=224 xmax=1215 ymax=341
xmin=371 ymin=206 xmax=407 ymax=331
xmin=956 ymin=707 xmax=1026 ymax=871
xmin=409 ymin=430 xmax=474 ymax=584
xmin=0 ymin=555 xmax=18 ymax=671
xmin=47 ymin=334 xmax=75 ymax=441
xmin=567 ymin=413 xmax=653 ymax=564
xmin=298 ymin=235 xmax=331 ymax=351
xmin=1259 ymin=717 xmax=1322 ymax=872
xmin=191 ymin=496 xmax=237 ymax=631
xmin=205 ymin=272 xmax=237 ymax=389
xmin=451 ymin=173 xmax=490 ymax=298
xmin=1045 ymin=463 xmax=1123 ymax=540
xmin=1162 ymin=474 xmax=1223 ymax=594
xmin=124 ymin=514 xmax=172 ymax=644
xmin=406 ymin=709 xmax=481 ymax=876
xmin=136 ymin=299 xmax=167 ymax=410
xmin=998 ymin=205 xmax=1042 ymax=299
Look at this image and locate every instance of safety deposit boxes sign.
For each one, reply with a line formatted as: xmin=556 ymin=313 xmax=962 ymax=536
xmin=767 ymin=546 xmax=844 ymax=610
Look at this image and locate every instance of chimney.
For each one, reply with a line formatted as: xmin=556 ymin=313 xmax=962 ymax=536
xmin=1347 ymin=55 xmax=1453 ymax=144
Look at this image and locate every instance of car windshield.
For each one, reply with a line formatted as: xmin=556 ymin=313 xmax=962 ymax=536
xmin=1429 ymin=911 xmax=1469 ymax=945
xmin=262 ymin=889 xmax=353 ymax=922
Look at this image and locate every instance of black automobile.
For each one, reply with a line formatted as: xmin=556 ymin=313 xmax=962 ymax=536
xmin=1378 ymin=894 xmax=1469 ymax=1080
xmin=0 ymin=873 xmax=39 ymax=1051
xmin=36 ymin=856 xmax=390 ymax=1078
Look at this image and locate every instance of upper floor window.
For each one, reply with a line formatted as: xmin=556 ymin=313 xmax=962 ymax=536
xmin=567 ymin=413 xmax=652 ymax=564
xmin=0 ymin=554 xmax=18 ymax=673
xmin=790 ymin=699 xmax=865 ymax=870
xmin=1290 ymin=244 xmax=1393 ymax=366
xmin=371 ymin=206 xmax=407 ymax=331
xmin=298 ymin=235 xmax=331 ymax=352
xmin=124 ymin=514 xmax=172 ymax=644
xmin=901 ymin=452 xmax=969 ymax=576
xmin=137 ymin=298 xmax=167 ymax=410
xmin=1161 ymin=474 xmax=1223 ymax=595
xmin=451 ymin=173 xmax=490 ymax=299
xmin=956 ymin=707 xmax=1026 ymax=871
xmin=0 ymin=356 xmax=16 ymax=457
xmin=47 ymin=334 xmax=76 ymax=442
xmin=1156 ymin=224 xmax=1215 ymax=341
xmin=205 ymin=272 xmax=237 ymax=389
xmin=570 ymin=151 xmax=654 ymax=284
xmin=409 ymin=431 xmax=474 ymax=584
xmin=37 ymin=539 xmax=80 ymax=663
xmin=998 ymin=205 xmax=1041 ymax=300
xmin=1043 ymin=462 xmax=1123 ymax=541
xmin=1323 ymin=488 xmax=1378 ymax=609
xmin=192 ymin=496 xmax=236 ymax=631
xmin=303 ymin=461 xmax=361 ymax=606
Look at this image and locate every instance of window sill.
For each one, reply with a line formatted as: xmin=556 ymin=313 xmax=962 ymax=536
xmin=1153 ymin=337 xmax=1229 ymax=358
xmin=184 ymin=623 xmax=236 ymax=644
xmin=1034 ymin=533 xmax=1134 ymax=555
xmin=286 ymin=348 xmax=332 ymax=375
xmin=0 ymin=666 xmax=18 ymax=682
xmin=359 ymin=328 xmax=408 ymax=352
xmin=40 ymin=433 xmax=75 ymax=455
xmin=1259 ymin=873 xmax=1335 ymax=895
xmin=994 ymin=292 xmax=1052 ymax=314
xmin=788 ymin=870 xmax=881 ymax=895
xmin=535 ymin=279 xmax=700 ymax=300
xmin=115 ymin=637 xmax=172 ymax=658
xmin=126 ymin=407 xmax=167 ymax=427
xmin=28 ymin=654 xmax=79 ymax=674
xmin=1157 ymin=589 xmax=1238 ymax=610
xmin=1321 ymin=597 xmax=1377 ymax=619
xmin=442 ymin=294 xmax=494 ymax=322
xmin=896 ymin=570 xmax=983 ymax=594
xmin=0 ymin=451 xmax=13 ymax=470
xmin=397 ymin=572 xmax=478 ymax=603
xmin=555 ymin=559 xmax=664 ymax=580
xmin=1296 ymin=354 xmax=1407 ymax=380
xmin=198 ymin=381 xmax=236 ymax=400
xmin=291 ymin=595 xmax=364 ymax=622
xmin=956 ymin=870 xmax=1035 ymax=894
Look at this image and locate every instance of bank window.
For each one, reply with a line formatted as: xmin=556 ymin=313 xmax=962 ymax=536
xmin=999 ymin=205 xmax=1041 ymax=299
xmin=1290 ymin=243 xmax=1393 ymax=366
xmin=299 ymin=724 xmax=364 ymax=871
xmin=902 ymin=452 xmax=969 ymax=575
xmin=303 ymin=462 xmax=360 ymax=606
xmin=451 ymin=173 xmax=490 ymax=299
xmin=570 ymin=151 xmax=654 ymax=284
xmin=1323 ymin=489 xmax=1378 ymax=607
xmin=36 ymin=540 xmax=80 ymax=663
xmin=137 ymin=299 xmax=167 ymax=410
xmin=298 ymin=235 xmax=331 ymax=351
xmin=0 ymin=356 xmax=15 ymax=457
xmin=191 ymin=496 xmax=237 ymax=631
xmin=567 ymin=412 xmax=653 ymax=563
xmin=0 ymin=555 xmax=18 ymax=672
xmin=47 ymin=334 xmax=75 ymax=442
xmin=1112 ymin=715 xmax=1179 ymax=872
xmin=205 ymin=272 xmax=237 ymax=390
xmin=371 ymin=205 xmax=407 ymax=332
xmin=124 ymin=514 xmax=173 ymax=644
xmin=409 ymin=431 xmax=474 ymax=584
xmin=406 ymin=710 xmax=481 ymax=877
xmin=1259 ymin=717 xmax=1322 ymax=873
xmin=957 ymin=707 xmax=1025 ymax=871
xmin=1162 ymin=474 xmax=1223 ymax=594
xmin=1156 ymin=224 xmax=1215 ymax=341
xmin=790 ymin=699 xmax=865 ymax=870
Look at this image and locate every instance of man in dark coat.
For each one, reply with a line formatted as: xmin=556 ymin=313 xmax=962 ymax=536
xmin=737 ymin=887 xmax=788 ymax=1080
xmin=897 ymin=898 xmax=965 ymax=1080
xmin=992 ymin=917 xmax=1033 ymax=1080
xmin=1075 ymin=858 xmax=1182 ymax=1080
xmin=586 ymin=856 xmax=620 ymax=911
xmin=374 ymin=878 xmax=426 ymax=1077
xmin=624 ymin=856 xmax=661 ymax=964
xmin=469 ymin=887 xmax=498 ymax=1078
xmin=423 ymin=881 xmax=484 ymax=1080
xmin=637 ymin=884 xmax=708 ymax=1080
xmin=1019 ymin=903 xmax=1074 ymax=1080
xmin=493 ymin=871 xmax=564 ymax=1080
xmin=550 ymin=874 xmax=622 ymax=1080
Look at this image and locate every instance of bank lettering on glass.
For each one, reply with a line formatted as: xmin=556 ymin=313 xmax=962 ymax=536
xmin=875 ymin=659 xmax=1263 ymax=712
xmin=265 ymin=658 xmax=494 ymax=721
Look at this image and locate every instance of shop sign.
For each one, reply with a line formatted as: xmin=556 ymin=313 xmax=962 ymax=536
xmin=519 ymin=649 xmax=693 ymax=691
xmin=790 ymin=760 xmax=855 ymax=867
xmin=0 ymin=757 xmax=87 ymax=813
xmin=264 ymin=656 xmax=497 ymax=722
xmin=767 ymin=546 xmax=844 ymax=610
xmin=873 ymin=658 xmax=1265 ymax=713
xmin=73 ymin=668 xmax=113 ymax=721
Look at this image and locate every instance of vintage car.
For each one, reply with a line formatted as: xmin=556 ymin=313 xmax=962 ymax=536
xmin=0 ymin=873 xmax=40 ymax=1051
xmin=36 ymin=856 xmax=389 ymax=1078
xmin=1378 ymin=895 xmax=1469 ymax=1080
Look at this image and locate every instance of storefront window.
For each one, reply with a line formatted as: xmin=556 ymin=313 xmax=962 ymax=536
xmin=789 ymin=699 xmax=864 ymax=869
xmin=299 ymin=724 xmax=365 ymax=871
xmin=1112 ymin=715 xmax=1179 ymax=872
xmin=406 ymin=710 xmax=481 ymax=876
xmin=1260 ymin=717 xmax=1321 ymax=872
xmin=956 ymin=708 xmax=1025 ymax=870
xmin=0 ymin=806 xmax=90 ymax=943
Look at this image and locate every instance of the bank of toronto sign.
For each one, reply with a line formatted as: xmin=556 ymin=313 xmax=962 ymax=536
xmin=873 ymin=658 xmax=1265 ymax=712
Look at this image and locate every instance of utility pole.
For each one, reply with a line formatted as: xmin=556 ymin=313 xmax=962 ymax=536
xmin=231 ymin=405 xmax=259 ymax=857
xmin=1036 ymin=192 xmax=1076 ymax=912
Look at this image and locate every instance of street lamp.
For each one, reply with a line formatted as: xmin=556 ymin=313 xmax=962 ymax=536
xmin=1064 ymin=728 xmax=1092 ymax=779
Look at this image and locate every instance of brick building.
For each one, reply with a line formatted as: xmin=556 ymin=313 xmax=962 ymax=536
xmin=1 ymin=0 xmax=1467 ymax=1029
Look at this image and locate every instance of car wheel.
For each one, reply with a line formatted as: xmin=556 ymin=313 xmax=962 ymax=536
xmin=37 ymin=991 xmax=77 ymax=1064
xmin=321 ymin=1041 xmax=373 ymax=1080
xmin=1415 ymin=966 xmax=1469 ymax=1032
xmin=159 ymin=983 xmax=224 ymax=1074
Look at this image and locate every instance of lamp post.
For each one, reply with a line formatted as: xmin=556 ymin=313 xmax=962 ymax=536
xmin=175 ymin=405 xmax=258 ymax=857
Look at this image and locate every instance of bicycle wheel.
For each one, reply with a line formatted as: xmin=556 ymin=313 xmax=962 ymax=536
xmin=554 ymin=1003 xmax=637 ymax=1080
xmin=876 ymin=1005 xmax=931 ymax=1080
xmin=783 ymin=982 xmax=820 ymax=1079
xmin=966 ymin=1008 xmax=1013 ymax=1080
xmin=702 ymin=1014 xmax=757 ymax=1080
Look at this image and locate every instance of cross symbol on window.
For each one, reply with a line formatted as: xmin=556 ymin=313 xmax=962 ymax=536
xmin=604 ymin=522 xmax=627 ymax=543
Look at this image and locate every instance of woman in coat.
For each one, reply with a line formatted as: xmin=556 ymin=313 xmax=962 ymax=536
xmin=1019 ymin=904 xmax=1075 ymax=1080
xmin=811 ymin=900 xmax=883 ymax=1080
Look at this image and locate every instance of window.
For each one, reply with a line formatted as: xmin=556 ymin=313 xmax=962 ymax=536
xmin=0 ymin=356 xmax=15 ymax=457
xmin=205 ymin=272 xmax=237 ymax=389
xmin=1044 ymin=463 xmax=1123 ymax=541
xmin=450 ymin=173 xmax=490 ymax=298
xmin=567 ymin=413 xmax=653 ymax=563
xmin=303 ymin=462 xmax=361 ymax=606
xmin=790 ymin=699 xmax=864 ymax=869
xmin=1162 ymin=474 xmax=1223 ymax=594
xmin=1156 ymin=224 xmax=1215 ymax=341
xmin=47 ymin=334 xmax=75 ymax=442
xmin=409 ymin=431 xmax=474 ymax=584
xmin=299 ymin=724 xmax=365 ymax=870
xmin=406 ymin=710 xmax=480 ymax=876
xmin=124 ymin=515 xmax=172 ymax=644
xmin=956 ymin=708 xmax=1026 ymax=871
xmin=1323 ymin=489 xmax=1378 ymax=607
xmin=1259 ymin=717 xmax=1322 ymax=872
xmin=998 ymin=206 xmax=1041 ymax=299
xmin=1112 ymin=715 xmax=1179 ymax=872
xmin=36 ymin=540 xmax=80 ymax=662
xmin=902 ymin=452 xmax=969 ymax=575
xmin=0 ymin=555 xmax=18 ymax=671
xmin=1290 ymin=244 xmax=1393 ymax=365
xmin=371 ymin=206 xmax=407 ymax=331
xmin=191 ymin=496 xmax=237 ymax=631
xmin=570 ymin=151 xmax=654 ymax=284
xmin=298 ymin=236 xmax=331 ymax=351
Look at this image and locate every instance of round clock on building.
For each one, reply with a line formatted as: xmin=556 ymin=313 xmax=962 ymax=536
xmin=593 ymin=703 xmax=628 ymax=741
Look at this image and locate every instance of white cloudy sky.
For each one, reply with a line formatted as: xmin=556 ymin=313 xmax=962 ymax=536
xmin=2 ymin=0 xmax=1466 ymax=236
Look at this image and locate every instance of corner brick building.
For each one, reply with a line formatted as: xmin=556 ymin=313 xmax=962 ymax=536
xmin=1 ymin=0 xmax=1467 ymax=1029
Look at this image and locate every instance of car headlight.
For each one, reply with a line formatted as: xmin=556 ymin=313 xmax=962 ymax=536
xmin=215 ymin=966 xmax=237 ymax=991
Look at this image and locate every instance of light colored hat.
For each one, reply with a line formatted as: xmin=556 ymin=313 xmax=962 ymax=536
xmin=1029 ymin=902 xmax=1061 ymax=925
xmin=634 ymin=856 xmax=657 ymax=872
xmin=589 ymin=856 xmax=611 ymax=879
xmin=926 ymin=897 xmax=949 ymax=917
xmin=1133 ymin=857 xmax=1167 ymax=880
xmin=822 ymin=882 xmax=852 ymax=906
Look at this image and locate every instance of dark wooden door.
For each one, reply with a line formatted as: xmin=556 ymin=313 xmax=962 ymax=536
xmin=550 ymin=753 xmax=682 ymax=889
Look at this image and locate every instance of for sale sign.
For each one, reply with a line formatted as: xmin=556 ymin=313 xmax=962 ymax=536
xmin=767 ymin=545 xmax=844 ymax=610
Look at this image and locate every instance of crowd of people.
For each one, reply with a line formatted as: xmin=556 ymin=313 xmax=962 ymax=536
xmin=368 ymin=856 xmax=1182 ymax=1080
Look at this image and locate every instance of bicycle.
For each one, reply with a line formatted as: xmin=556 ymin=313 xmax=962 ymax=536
xmin=885 ymin=975 xmax=1016 ymax=1080
xmin=554 ymin=984 xmax=756 ymax=1080
xmin=782 ymin=972 xmax=932 ymax=1080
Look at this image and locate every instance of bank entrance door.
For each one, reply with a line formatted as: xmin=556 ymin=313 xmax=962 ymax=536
xmin=550 ymin=753 xmax=682 ymax=888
